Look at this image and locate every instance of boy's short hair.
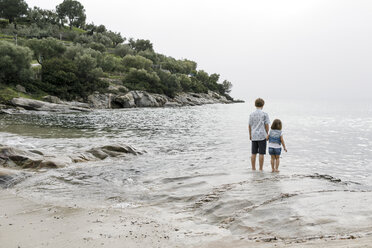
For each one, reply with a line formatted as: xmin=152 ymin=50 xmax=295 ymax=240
xmin=271 ymin=119 xmax=282 ymax=130
xmin=255 ymin=98 xmax=265 ymax=108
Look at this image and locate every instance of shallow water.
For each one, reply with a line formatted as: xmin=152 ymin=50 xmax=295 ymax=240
xmin=1 ymin=100 xmax=372 ymax=240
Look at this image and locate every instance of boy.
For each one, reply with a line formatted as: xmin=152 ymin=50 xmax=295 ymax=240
xmin=249 ymin=98 xmax=270 ymax=170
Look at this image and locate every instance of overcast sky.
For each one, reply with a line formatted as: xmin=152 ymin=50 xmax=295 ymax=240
xmin=26 ymin=0 xmax=372 ymax=101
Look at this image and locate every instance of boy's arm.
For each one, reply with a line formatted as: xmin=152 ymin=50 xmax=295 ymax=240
xmin=265 ymin=113 xmax=270 ymax=135
xmin=281 ymin=136 xmax=287 ymax=152
xmin=249 ymin=125 xmax=252 ymax=140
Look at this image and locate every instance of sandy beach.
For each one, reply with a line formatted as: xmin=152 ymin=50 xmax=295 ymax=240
xmin=1 ymin=190 xmax=371 ymax=248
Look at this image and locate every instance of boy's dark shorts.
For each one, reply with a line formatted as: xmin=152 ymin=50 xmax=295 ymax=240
xmin=251 ymin=140 xmax=267 ymax=155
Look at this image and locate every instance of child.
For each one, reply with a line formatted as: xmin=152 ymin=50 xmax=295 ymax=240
xmin=249 ymin=98 xmax=270 ymax=171
xmin=267 ymin=119 xmax=287 ymax=172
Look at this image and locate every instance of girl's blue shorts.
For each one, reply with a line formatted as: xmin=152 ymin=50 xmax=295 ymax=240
xmin=269 ymin=147 xmax=282 ymax=156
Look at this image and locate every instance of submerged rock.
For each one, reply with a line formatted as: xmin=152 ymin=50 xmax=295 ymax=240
xmin=0 ymin=146 xmax=67 ymax=169
xmin=87 ymin=144 xmax=143 ymax=159
xmin=0 ymin=144 xmax=144 ymax=171
xmin=0 ymin=168 xmax=29 ymax=188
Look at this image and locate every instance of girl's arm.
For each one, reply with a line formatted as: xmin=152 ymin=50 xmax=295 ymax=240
xmin=281 ymin=135 xmax=287 ymax=152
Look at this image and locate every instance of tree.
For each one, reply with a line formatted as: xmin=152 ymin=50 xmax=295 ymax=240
xmin=89 ymin=42 xmax=106 ymax=52
xmin=123 ymin=68 xmax=161 ymax=93
xmin=26 ymin=38 xmax=66 ymax=65
xmin=138 ymin=50 xmax=159 ymax=64
xmin=41 ymin=57 xmax=79 ymax=100
xmin=160 ymin=56 xmax=183 ymax=74
xmin=100 ymin=54 xmax=122 ymax=72
xmin=157 ymin=70 xmax=181 ymax=97
xmin=177 ymin=74 xmax=192 ymax=92
xmin=196 ymin=70 xmax=209 ymax=84
xmin=222 ymin=80 xmax=232 ymax=94
xmin=128 ymin=38 xmax=153 ymax=52
xmin=0 ymin=0 xmax=28 ymax=27
xmin=28 ymin=7 xmax=59 ymax=27
xmin=180 ymin=59 xmax=197 ymax=75
xmin=114 ymin=44 xmax=134 ymax=57
xmin=42 ymin=56 xmax=107 ymax=100
xmin=105 ymin=31 xmax=125 ymax=47
xmin=95 ymin=24 xmax=106 ymax=33
xmin=92 ymin=33 xmax=112 ymax=47
xmin=122 ymin=55 xmax=153 ymax=71
xmin=56 ymin=0 xmax=86 ymax=29
xmin=0 ymin=41 xmax=33 ymax=84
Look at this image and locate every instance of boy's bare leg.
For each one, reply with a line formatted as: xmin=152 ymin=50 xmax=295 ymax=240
xmin=259 ymin=155 xmax=264 ymax=171
xmin=275 ymin=155 xmax=280 ymax=172
xmin=270 ymin=156 xmax=275 ymax=172
xmin=251 ymin=154 xmax=256 ymax=170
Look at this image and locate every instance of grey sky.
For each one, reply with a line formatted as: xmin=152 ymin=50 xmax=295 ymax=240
xmin=27 ymin=0 xmax=372 ymax=101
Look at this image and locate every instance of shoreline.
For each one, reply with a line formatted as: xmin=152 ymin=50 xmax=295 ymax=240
xmin=0 ymin=90 xmax=244 ymax=114
xmin=1 ymin=190 xmax=371 ymax=248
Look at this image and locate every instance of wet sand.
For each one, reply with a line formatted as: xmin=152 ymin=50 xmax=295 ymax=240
xmin=0 ymin=190 xmax=180 ymax=248
xmin=1 ymin=190 xmax=371 ymax=248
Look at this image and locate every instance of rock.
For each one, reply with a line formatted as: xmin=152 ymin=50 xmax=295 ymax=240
xmin=101 ymin=145 xmax=142 ymax=155
xmin=42 ymin=95 xmax=62 ymax=104
xmin=0 ymin=109 xmax=13 ymax=115
xmin=16 ymin=84 xmax=26 ymax=93
xmin=86 ymin=149 xmax=109 ymax=160
xmin=152 ymin=94 xmax=169 ymax=106
xmin=0 ymin=168 xmax=28 ymax=188
xmin=164 ymin=102 xmax=181 ymax=107
xmin=11 ymin=97 xmax=90 ymax=113
xmin=131 ymin=91 xmax=161 ymax=107
xmin=0 ymin=169 xmax=15 ymax=187
xmin=0 ymin=143 xmax=144 ymax=170
xmin=62 ymin=101 xmax=90 ymax=109
xmin=112 ymin=93 xmax=136 ymax=108
xmin=173 ymin=91 xmax=231 ymax=106
xmin=87 ymin=93 xmax=112 ymax=109
xmin=70 ymin=153 xmax=97 ymax=163
xmin=0 ymin=146 xmax=67 ymax=169
xmin=87 ymin=145 xmax=142 ymax=160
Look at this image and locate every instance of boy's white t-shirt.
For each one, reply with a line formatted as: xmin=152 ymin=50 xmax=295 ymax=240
xmin=268 ymin=132 xmax=283 ymax=149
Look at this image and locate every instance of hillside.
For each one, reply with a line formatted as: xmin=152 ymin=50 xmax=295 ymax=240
xmin=0 ymin=0 xmax=233 ymax=103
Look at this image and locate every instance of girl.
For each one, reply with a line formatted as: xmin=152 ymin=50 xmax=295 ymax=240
xmin=267 ymin=119 xmax=287 ymax=172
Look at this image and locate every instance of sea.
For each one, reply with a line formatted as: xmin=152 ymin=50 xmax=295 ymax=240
xmin=1 ymin=99 xmax=372 ymax=242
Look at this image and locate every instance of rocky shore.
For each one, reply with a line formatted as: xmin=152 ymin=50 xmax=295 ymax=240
xmin=0 ymin=89 xmax=242 ymax=114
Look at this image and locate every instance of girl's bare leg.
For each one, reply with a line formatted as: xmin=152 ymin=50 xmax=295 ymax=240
xmin=270 ymin=155 xmax=275 ymax=172
xmin=275 ymin=155 xmax=280 ymax=172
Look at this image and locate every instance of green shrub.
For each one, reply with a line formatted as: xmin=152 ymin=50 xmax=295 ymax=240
xmin=114 ymin=44 xmax=134 ymax=57
xmin=123 ymin=68 xmax=162 ymax=93
xmin=0 ymin=18 xmax=9 ymax=28
xmin=0 ymin=40 xmax=33 ymax=84
xmin=89 ymin=42 xmax=106 ymax=52
xmin=122 ymin=55 xmax=153 ymax=71
xmin=41 ymin=57 xmax=107 ymax=100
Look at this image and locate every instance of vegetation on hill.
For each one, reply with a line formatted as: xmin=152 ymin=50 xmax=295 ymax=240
xmin=0 ymin=0 xmax=233 ymax=101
